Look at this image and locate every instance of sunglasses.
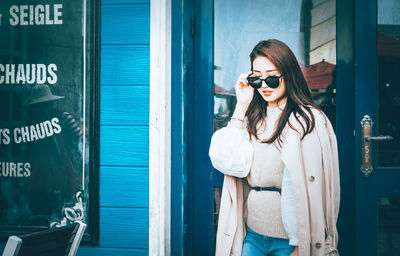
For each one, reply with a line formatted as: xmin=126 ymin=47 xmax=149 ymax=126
xmin=246 ymin=74 xmax=283 ymax=89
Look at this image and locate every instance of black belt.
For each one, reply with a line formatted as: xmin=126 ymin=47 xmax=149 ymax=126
xmin=251 ymin=186 xmax=281 ymax=194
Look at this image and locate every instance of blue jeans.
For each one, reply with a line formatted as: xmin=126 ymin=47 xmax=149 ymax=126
xmin=241 ymin=226 xmax=294 ymax=256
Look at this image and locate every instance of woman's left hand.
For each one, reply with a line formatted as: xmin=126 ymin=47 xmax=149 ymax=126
xmin=290 ymin=246 xmax=299 ymax=256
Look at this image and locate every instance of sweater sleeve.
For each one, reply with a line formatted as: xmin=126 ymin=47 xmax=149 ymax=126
xmin=208 ymin=121 xmax=253 ymax=178
xmin=281 ymin=165 xmax=299 ymax=246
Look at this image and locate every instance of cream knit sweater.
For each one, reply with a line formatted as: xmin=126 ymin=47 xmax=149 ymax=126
xmin=244 ymin=103 xmax=288 ymax=239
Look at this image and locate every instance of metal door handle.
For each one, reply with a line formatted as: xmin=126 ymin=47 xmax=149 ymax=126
xmin=365 ymin=135 xmax=393 ymax=142
xmin=360 ymin=115 xmax=394 ymax=177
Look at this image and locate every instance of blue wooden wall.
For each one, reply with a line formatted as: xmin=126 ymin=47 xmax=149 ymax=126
xmin=78 ymin=0 xmax=150 ymax=255
xmin=0 ymin=1 xmax=150 ymax=255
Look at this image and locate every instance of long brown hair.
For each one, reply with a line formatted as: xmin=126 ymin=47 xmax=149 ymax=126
xmin=246 ymin=39 xmax=320 ymax=147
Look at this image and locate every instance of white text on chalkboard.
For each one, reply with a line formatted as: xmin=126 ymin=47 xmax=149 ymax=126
xmin=0 ymin=64 xmax=57 ymax=85
xmin=0 ymin=162 xmax=31 ymax=178
xmin=0 ymin=129 xmax=10 ymax=145
xmin=9 ymin=4 xmax=63 ymax=26
xmin=14 ymin=117 xmax=62 ymax=144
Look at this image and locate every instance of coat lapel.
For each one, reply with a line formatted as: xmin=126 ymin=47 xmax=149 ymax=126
xmin=313 ymin=111 xmax=340 ymax=255
xmin=280 ymin=116 xmax=312 ymax=256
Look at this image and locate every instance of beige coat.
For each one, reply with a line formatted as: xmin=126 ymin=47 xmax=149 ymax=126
xmin=214 ymin=107 xmax=340 ymax=256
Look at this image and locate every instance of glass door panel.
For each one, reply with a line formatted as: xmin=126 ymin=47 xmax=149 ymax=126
xmin=378 ymin=196 xmax=400 ymax=255
xmin=212 ymin=0 xmax=337 ymax=246
xmin=377 ymin=0 xmax=400 ymax=167
xmin=377 ymin=1 xmax=400 ymax=255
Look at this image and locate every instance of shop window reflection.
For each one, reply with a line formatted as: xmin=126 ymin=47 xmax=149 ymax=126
xmin=303 ymin=60 xmax=336 ymax=130
xmin=377 ymin=27 xmax=400 ymax=167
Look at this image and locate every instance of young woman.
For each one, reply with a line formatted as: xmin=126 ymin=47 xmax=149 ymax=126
xmin=209 ymin=39 xmax=340 ymax=256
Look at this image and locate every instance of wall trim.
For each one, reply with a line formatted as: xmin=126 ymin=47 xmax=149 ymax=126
xmin=149 ymin=0 xmax=171 ymax=255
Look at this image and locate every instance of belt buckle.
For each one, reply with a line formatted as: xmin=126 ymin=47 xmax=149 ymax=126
xmin=254 ymin=187 xmax=261 ymax=191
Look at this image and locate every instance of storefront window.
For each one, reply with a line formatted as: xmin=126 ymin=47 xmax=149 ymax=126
xmin=0 ymin=0 xmax=99 ymax=241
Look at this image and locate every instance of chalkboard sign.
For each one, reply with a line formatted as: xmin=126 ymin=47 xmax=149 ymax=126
xmin=0 ymin=0 xmax=99 ymax=242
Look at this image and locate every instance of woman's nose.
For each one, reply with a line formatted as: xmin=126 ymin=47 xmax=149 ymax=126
xmin=261 ymin=80 xmax=268 ymax=88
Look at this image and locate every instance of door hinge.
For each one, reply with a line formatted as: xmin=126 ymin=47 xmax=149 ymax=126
xmin=191 ymin=16 xmax=195 ymax=37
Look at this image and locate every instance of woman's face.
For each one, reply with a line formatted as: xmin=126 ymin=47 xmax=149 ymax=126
xmin=252 ymin=56 xmax=287 ymax=107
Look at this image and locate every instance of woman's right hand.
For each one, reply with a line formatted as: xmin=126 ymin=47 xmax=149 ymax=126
xmin=234 ymin=71 xmax=254 ymax=106
xmin=290 ymin=246 xmax=299 ymax=256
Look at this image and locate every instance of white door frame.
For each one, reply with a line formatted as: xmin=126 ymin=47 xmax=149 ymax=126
xmin=149 ymin=0 xmax=171 ymax=255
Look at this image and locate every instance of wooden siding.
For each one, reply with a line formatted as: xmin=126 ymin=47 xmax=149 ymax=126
xmin=101 ymin=45 xmax=149 ymax=86
xmin=310 ymin=0 xmax=336 ymax=64
xmin=78 ymin=0 xmax=149 ymax=254
xmin=101 ymin=86 xmax=149 ymax=125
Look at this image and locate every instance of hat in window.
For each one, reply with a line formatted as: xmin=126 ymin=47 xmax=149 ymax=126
xmin=25 ymin=84 xmax=65 ymax=106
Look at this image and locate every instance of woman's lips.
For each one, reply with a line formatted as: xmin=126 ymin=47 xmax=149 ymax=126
xmin=263 ymin=91 xmax=272 ymax=96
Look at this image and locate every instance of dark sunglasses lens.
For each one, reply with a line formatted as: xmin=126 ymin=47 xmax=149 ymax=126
xmin=265 ymin=76 xmax=280 ymax=88
xmin=246 ymin=77 xmax=262 ymax=88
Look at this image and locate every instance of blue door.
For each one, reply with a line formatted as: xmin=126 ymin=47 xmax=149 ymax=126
xmin=177 ymin=0 xmax=400 ymax=255
xmin=189 ymin=0 xmax=349 ymax=255
xmin=355 ymin=0 xmax=400 ymax=255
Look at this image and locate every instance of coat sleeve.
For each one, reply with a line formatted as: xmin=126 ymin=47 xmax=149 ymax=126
xmin=209 ymin=121 xmax=254 ymax=178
